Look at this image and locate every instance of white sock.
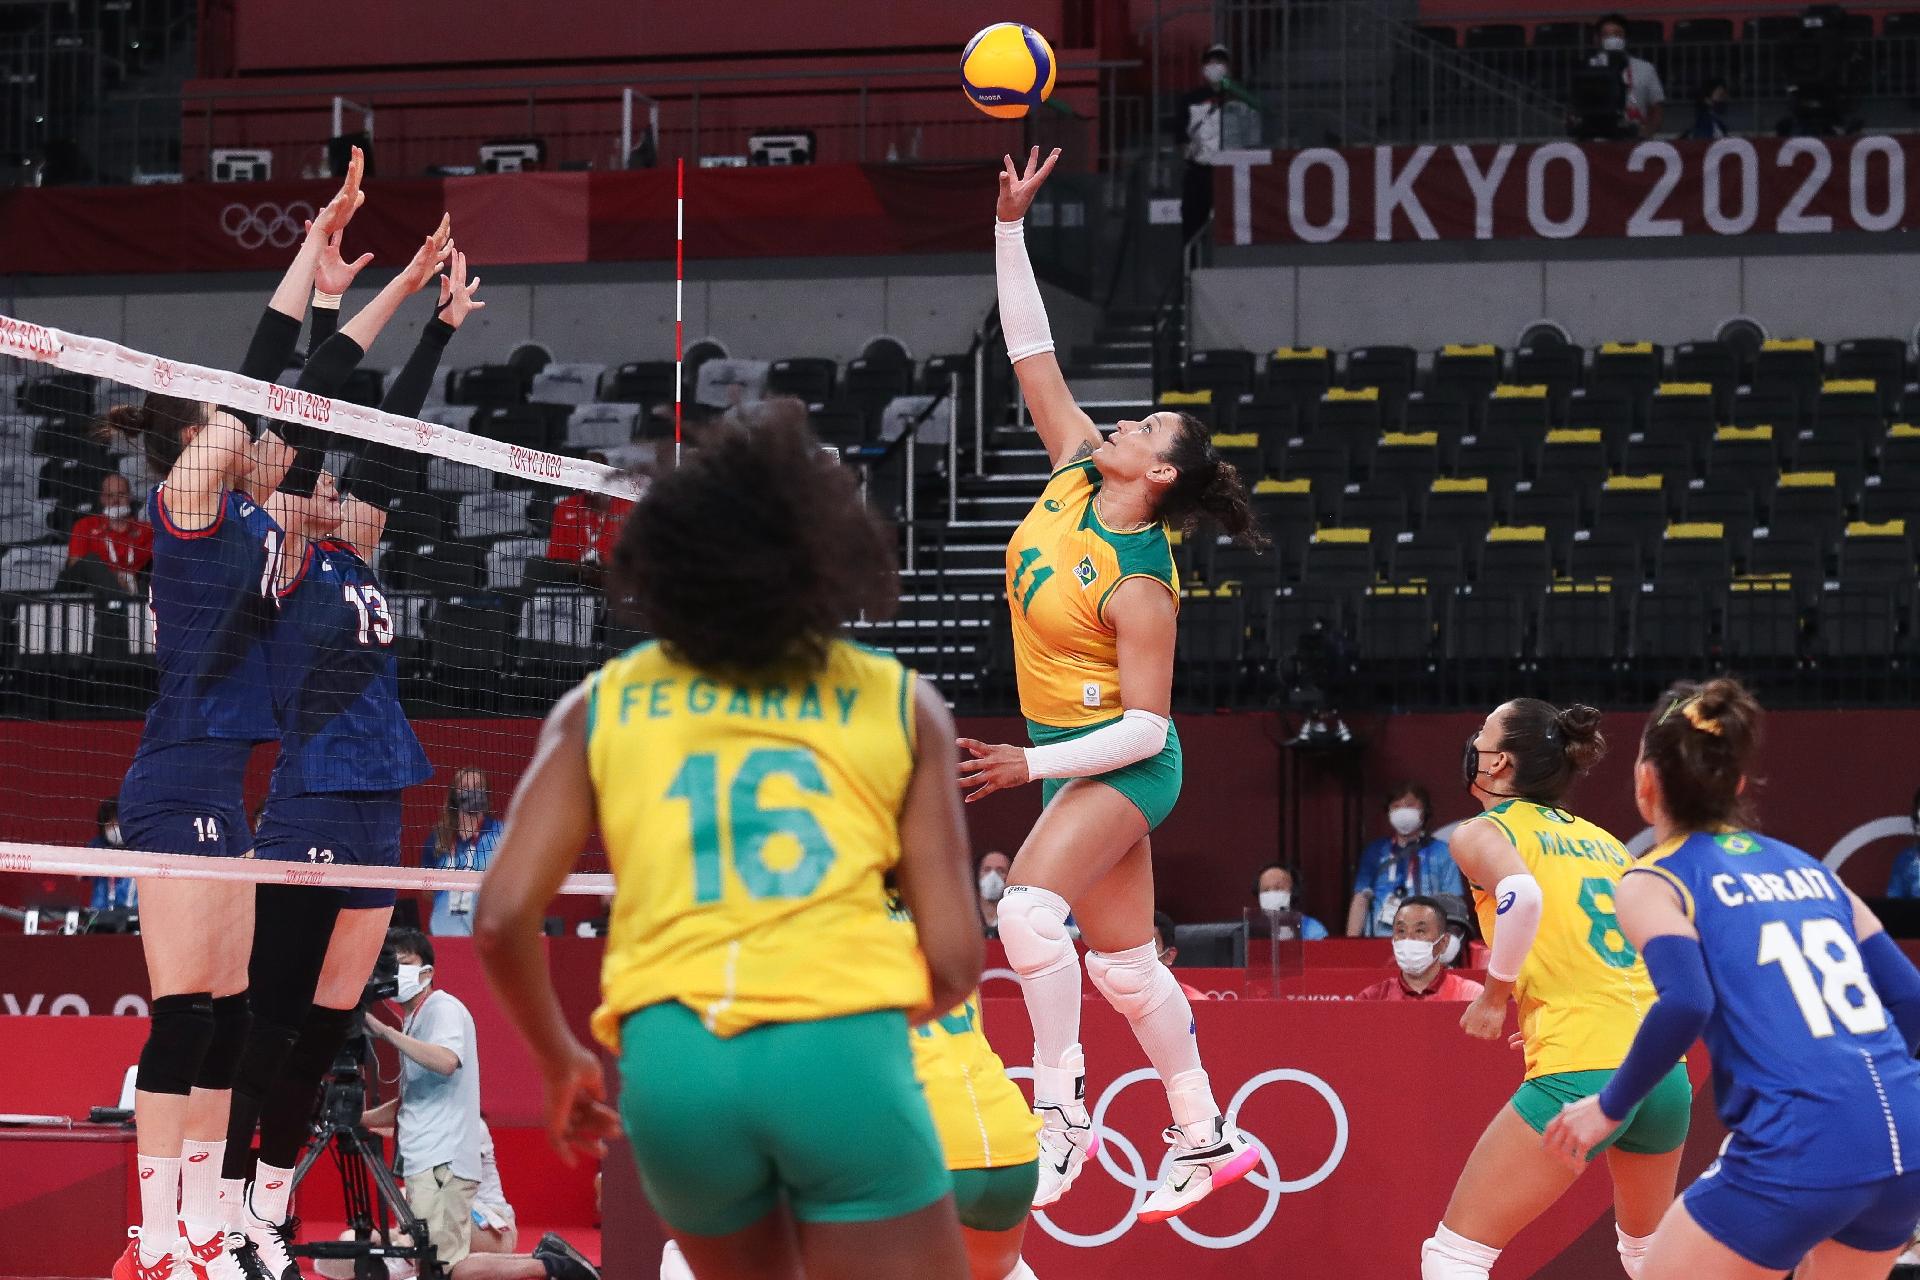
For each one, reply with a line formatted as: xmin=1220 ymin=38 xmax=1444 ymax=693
xmin=1616 ymin=1224 xmax=1653 ymax=1279
xmin=1422 ymin=1223 xmax=1500 ymax=1280
xmin=135 ymin=1153 xmax=181 ymax=1260
xmin=1003 ymin=1260 xmax=1038 ymax=1280
xmin=217 ymin=1178 xmax=246 ymax=1232
xmin=248 ymin=1160 xmax=295 ymax=1227
xmin=179 ymin=1139 xmax=225 ymax=1237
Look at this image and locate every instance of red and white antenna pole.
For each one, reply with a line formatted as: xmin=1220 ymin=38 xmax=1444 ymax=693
xmin=674 ymin=155 xmax=685 ymax=468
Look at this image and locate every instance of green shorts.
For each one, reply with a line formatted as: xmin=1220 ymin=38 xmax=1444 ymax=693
xmin=951 ymin=1162 xmax=1039 ymax=1233
xmin=1030 ymin=717 xmax=1184 ymax=831
xmin=1510 ymin=1063 xmax=1692 ymax=1160
xmin=618 ymin=1002 xmax=952 ymax=1236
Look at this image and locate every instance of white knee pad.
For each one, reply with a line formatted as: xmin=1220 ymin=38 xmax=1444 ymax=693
xmin=659 ymin=1241 xmax=695 ymax=1280
xmin=1086 ymin=941 xmax=1177 ymax=1021
xmin=1421 ymin=1224 xmax=1500 ymax=1280
xmin=998 ymin=885 xmax=1076 ymax=980
xmin=1616 ymin=1224 xmax=1652 ymax=1279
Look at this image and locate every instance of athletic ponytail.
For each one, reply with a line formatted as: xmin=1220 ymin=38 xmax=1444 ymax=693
xmin=1153 ymin=412 xmax=1269 ymax=550
xmin=96 ymin=393 xmax=206 ymax=475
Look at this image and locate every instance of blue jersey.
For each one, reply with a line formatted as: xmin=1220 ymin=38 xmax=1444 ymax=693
xmin=267 ymin=538 xmax=430 ymax=796
xmin=1636 ymin=831 xmax=1920 ymax=1187
xmin=139 ymin=485 xmax=281 ymax=747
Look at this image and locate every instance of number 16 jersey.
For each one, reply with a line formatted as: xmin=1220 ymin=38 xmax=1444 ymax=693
xmin=1635 ymin=831 xmax=1920 ymax=1187
xmin=586 ymin=639 xmax=930 ymax=1048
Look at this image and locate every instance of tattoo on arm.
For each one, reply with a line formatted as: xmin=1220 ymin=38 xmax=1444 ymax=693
xmin=1068 ymin=439 xmax=1095 ymax=463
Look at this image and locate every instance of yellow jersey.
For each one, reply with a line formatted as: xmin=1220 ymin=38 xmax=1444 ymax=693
xmin=1468 ymin=799 xmax=1653 ymax=1079
xmin=887 ymin=899 xmax=1040 ymax=1170
xmin=586 ymin=639 xmax=930 ymax=1047
xmin=1006 ymin=457 xmax=1178 ymax=728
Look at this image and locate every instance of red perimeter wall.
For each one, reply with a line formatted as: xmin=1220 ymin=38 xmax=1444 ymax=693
xmin=3 ymin=708 xmax=1915 ymax=927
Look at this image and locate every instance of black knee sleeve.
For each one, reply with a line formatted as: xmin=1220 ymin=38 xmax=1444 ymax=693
xmin=136 ymin=993 xmax=216 ymax=1097
xmin=195 ymin=991 xmax=253 ymax=1091
xmin=257 ymin=1004 xmax=360 ymax=1170
xmin=224 ymin=1013 xmax=300 ymax=1178
xmin=247 ymin=883 xmax=344 ymax=1027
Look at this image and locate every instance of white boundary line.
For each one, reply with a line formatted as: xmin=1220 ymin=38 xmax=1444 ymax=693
xmin=0 ymin=314 xmax=643 ymax=500
xmin=0 ymin=839 xmax=615 ymax=895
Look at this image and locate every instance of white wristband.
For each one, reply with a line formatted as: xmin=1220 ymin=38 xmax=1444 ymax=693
xmin=1023 ymin=709 xmax=1169 ymax=781
xmin=312 ymin=289 xmax=344 ymax=311
xmin=995 ymin=217 xmax=1055 ymax=365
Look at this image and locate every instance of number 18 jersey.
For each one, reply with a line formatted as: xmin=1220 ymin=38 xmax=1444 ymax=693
xmin=1635 ymin=831 xmax=1920 ymax=1187
xmin=586 ymin=640 xmax=930 ymax=1048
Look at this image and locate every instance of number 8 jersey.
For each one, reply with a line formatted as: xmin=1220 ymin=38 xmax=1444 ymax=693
xmin=1469 ymin=799 xmax=1654 ymax=1080
xmin=586 ymin=639 xmax=931 ymax=1048
xmin=1635 ymin=831 xmax=1920 ymax=1186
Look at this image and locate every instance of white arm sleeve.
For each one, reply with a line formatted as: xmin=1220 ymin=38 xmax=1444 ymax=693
xmin=995 ymin=217 xmax=1055 ymax=364
xmin=1486 ymin=872 xmax=1544 ymax=983
xmin=1023 ymin=708 xmax=1169 ymax=781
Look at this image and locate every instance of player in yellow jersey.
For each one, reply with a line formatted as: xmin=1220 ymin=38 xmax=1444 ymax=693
xmin=1421 ymin=699 xmax=1691 ymax=1280
xmin=954 ymin=148 xmax=1268 ymax=1222
xmin=887 ymin=893 xmax=1044 ymax=1280
xmin=472 ymin=404 xmax=983 ymax=1280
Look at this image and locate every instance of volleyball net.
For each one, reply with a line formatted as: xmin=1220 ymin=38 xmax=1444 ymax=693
xmin=0 ymin=312 xmax=648 ymax=903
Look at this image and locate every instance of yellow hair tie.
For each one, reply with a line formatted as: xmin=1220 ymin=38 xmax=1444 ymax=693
xmin=1681 ymin=700 xmax=1724 ymax=736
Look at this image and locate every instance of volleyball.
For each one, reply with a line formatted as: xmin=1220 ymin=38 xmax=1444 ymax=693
xmin=961 ymin=22 xmax=1056 ymax=118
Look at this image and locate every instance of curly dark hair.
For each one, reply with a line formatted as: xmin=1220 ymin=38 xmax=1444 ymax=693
xmin=1154 ymin=412 xmax=1270 ymax=550
xmin=609 ymin=398 xmax=899 ymax=676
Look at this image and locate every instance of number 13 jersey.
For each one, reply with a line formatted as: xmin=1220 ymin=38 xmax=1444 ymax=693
xmin=1006 ymin=458 xmax=1178 ymax=729
xmin=586 ymin=639 xmax=930 ymax=1047
xmin=1469 ymin=799 xmax=1653 ymax=1080
xmin=1634 ymin=831 xmax=1920 ymax=1186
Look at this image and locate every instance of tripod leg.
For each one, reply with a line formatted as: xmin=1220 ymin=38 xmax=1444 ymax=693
xmin=348 ymin=1127 xmax=444 ymax=1280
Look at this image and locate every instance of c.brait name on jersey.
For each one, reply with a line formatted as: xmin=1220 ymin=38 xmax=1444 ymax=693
xmin=1533 ymin=830 xmax=1631 ymax=868
xmin=615 ymin=677 xmax=860 ymax=725
xmin=1710 ymin=868 xmax=1839 ymax=907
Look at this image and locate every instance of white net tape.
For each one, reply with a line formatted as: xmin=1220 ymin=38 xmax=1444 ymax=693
xmin=0 ymin=840 xmax=614 ymax=895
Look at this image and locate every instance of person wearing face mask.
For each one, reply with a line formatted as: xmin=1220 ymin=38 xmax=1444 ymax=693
xmin=1346 ymin=783 xmax=1461 ymax=938
xmin=1253 ymin=864 xmax=1329 ymax=941
xmin=1594 ymin=12 xmax=1663 ymax=138
xmin=978 ymin=850 xmax=1013 ymax=938
xmin=363 ymin=929 xmax=599 ymax=1280
xmin=88 ymin=797 xmax=138 ymax=914
xmin=1883 ymin=787 xmax=1920 ymax=898
xmin=1172 ymin=43 xmax=1263 ymax=250
xmin=426 ymin=769 xmax=504 ymax=936
xmin=1356 ymin=898 xmax=1483 ymax=1002
xmin=61 ymin=470 xmax=154 ymax=596
xmin=1419 ymin=700 xmax=1689 ymax=1280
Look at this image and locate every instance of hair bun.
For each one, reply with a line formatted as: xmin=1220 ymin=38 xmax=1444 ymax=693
xmin=1556 ymin=703 xmax=1606 ymax=772
xmin=99 ymin=403 xmax=150 ymax=435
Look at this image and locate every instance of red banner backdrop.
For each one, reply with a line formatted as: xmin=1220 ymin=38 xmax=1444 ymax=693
xmin=0 ymin=164 xmax=999 ymax=276
xmin=1221 ymin=134 xmax=1919 ymax=246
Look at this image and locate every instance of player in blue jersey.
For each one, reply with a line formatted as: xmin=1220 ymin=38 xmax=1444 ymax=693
xmin=219 ymin=250 xmax=484 ymax=1278
xmin=1545 ymin=677 xmax=1920 ymax=1279
xmin=100 ymin=177 xmax=457 ymax=1280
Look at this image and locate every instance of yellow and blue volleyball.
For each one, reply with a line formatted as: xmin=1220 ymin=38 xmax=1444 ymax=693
xmin=961 ymin=23 xmax=1056 ymax=119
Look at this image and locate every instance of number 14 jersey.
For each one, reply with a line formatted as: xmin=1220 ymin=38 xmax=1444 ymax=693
xmin=586 ymin=639 xmax=930 ymax=1047
xmin=1469 ymin=799 xmax=1654 ymax=1080
xmin=1635 ymin=831 xmax=1920 ymax=1187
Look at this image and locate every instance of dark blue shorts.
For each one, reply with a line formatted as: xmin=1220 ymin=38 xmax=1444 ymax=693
xmin=254 ymin=791 xmax=404 ymax=911
xmin=1686 ymin=1159 xmax=1920 ymax=1270
xmin=119 ymin=740 xmax=256 ymax=860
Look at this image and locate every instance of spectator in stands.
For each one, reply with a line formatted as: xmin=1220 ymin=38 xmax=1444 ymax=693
xmin=1154 ymin=911 xmax=1211 ymax=1002
xmin=543 ymin=453 xmax=634 ymax=587
xmin=1685 ymin=76 xmax=1731 ymax=140
xmin=1346 ymin=782 xmax=1461 ymax=937
xmin=1355 ymin=897 xmax=1485 ymax=1002
xmin=1589 ymin=12 xmax=1663 ymax=138
xmin=425 ymin=769 xmax=504 ymax=936
xmin=1173 ymin=43 xmax=1262 ymax=248
xmin=88 ymin=797 xmax=136 ymax=914
xmin=1254 ymin=863 xmax=1329 ymax=940
xmin=977 ymin=848 xmax=1011 ymax=937
xmin=362 ymin=929 xmax=598 ymax=1280
xmin=1886 ymin=787 xmax=1920 ymax=898
xmin=60 ymin=471 xmax=151 ymax=595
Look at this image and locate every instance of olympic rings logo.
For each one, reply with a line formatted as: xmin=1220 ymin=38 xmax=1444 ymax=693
xmin=219 ymin=201 xmax=315 ymax=251
xmin=1004 ymin=1065 xmax=1349 ymax=1250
